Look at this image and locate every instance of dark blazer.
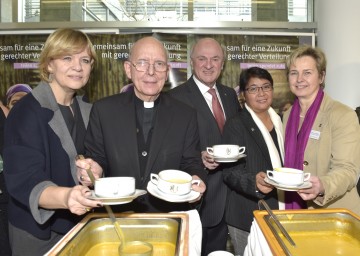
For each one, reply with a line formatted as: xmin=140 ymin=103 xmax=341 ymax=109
xmin=222 ymin=108 xmax=279 ymax=232
xmin=84 ymin=90 xmax=207 ymax=213
xmin=3 ymin=82 xmax=92 ymax=239
xmin=169 ymin=76 xmax=241 ymax=227
xmin=0 ymin=108 xmax=10 ymax=255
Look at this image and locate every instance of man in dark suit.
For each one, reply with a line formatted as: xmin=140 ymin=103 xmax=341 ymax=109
xmin=169 ymin=37 xmax=241 ymax=255
xmin=76 ymin=36 xmax=207 ymax=213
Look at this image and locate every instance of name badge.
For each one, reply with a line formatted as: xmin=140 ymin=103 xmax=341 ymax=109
xmin=310 ymin=130 xmax=321 ymax=140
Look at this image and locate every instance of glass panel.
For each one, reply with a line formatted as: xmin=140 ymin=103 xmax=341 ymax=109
xmin=193 ymin=0 xmax=252 ymax=21
xmin=25 ymin=0 xmax=40 ymax=22
xmin=109 ymin=0 xmax=188 ymax=21
xmin=288 ymin=0 xmax=309 ymax=22
xmin=0 ymin=0 xmax=312 ymax=23
xmin=193 ymin=0 xmax=312 ymax=22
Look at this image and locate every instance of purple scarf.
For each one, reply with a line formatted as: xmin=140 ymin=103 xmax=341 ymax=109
xmin=284 ymin=89 xmax=324 ymax=209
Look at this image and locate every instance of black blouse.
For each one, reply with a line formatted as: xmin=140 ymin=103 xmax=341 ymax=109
xmin=58 ymin=98 xmax=86 ymax=154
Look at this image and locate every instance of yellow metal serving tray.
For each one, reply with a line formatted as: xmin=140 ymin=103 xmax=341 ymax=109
xmin=254 ymin=208 xmax=360 ymax=256
xmin=46 ymin=212 xmax=189 ymax=256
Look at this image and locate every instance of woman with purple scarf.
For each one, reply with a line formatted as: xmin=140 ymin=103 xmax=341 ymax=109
xmin=282 ymin=45 xmax=360 ymax=215
xmin=6 ymin=83 xmax=32 ymax=110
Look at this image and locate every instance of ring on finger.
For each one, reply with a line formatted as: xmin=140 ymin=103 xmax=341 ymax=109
xmin=80 ymin=176 xmax=84 ymax=181
xmin=84 ymin=207 xmax=91 ymax=212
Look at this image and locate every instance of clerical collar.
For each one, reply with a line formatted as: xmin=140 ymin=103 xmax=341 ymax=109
xmin=134 ymin=94 xmax=160 ymax=109
xmin=144 ymin=101 xmax=154 ymax=108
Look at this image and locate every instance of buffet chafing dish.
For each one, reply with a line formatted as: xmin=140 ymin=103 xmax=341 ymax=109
xmin=254 ymin=208 xmax=360 ymax=256
xmin=46 ymin=212 xmax=189 ymax=256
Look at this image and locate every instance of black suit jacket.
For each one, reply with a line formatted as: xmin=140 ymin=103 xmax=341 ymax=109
xmin=222 ymin=108 xmax=279 ymax=232
xmin=84 ymin=91 xmax=207 ymax=212
xmin=169 ymin=76 xmax=240 ymax=227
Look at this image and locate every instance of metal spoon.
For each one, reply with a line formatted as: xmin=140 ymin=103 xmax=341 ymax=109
xmin=77 ymin=155 xmax=126 ymax=245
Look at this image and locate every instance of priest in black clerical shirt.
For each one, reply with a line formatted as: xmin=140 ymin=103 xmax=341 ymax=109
xmin=76 ymin=36 xmax=207 ymax=213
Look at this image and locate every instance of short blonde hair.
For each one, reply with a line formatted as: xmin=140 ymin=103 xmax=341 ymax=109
xmin=286 ymin=45 xmax=326 ymax=88
xmin=38 ymin=28 xmax=97 ymax=82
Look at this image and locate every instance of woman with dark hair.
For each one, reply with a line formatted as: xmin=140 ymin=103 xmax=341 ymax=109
xmin=3 ymin=28 xmax=102 ymax=255
xmin=222 ymin=67 xmax=284 ymax=255
xmin=5 ymin=84 xmax=32 ymax=110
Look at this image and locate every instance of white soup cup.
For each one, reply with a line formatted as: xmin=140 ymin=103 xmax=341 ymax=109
xmin=207 ymin=144 xmax=245 ymax=158
xmin=150 ymin=169 xmax=200 ymax=195
xmin=267 ymin=168 xmax=311 ymax=186
xmin=95 ymin=177 xmax=135 ymax=198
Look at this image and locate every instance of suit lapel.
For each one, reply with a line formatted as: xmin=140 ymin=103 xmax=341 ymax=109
xmin=217 ymin=84 xmax=232 ymax=118
xmin=241 ymin=109 xmax=273 ymax=166
xmin=187 ymin=78 xmax=220 ymax=131
xmin=33 ymin=83 xmax=79 ymax=183
xmin=121 ymin=93 xmax=142 ymax=179
xmin=306 ymin=106 xmax=325 ymax=153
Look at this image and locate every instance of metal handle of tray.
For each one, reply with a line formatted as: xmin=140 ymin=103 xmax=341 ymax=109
xmin=258 ymin=199 xmax=296 ymax=247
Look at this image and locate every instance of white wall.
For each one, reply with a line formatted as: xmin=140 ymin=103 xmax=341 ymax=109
xmin=315 ymin=0 xmax=360 ymax=109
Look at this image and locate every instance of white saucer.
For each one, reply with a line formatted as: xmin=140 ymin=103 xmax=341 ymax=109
xmin=264 ymin=177 xmax=312 ymax=191
xmin=89 ymin=189 xmax=147 ymax=205
xmin=213 ymin=154 xmax=246 ymax=163
xmin=147 ymin=181 xmax=200 ymax=203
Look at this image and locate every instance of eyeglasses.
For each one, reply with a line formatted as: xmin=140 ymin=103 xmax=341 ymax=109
xmin=245 ymin=84 xmax=273 ymax=94
xmin=130 ymin=60 xmax=168 ymax=72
